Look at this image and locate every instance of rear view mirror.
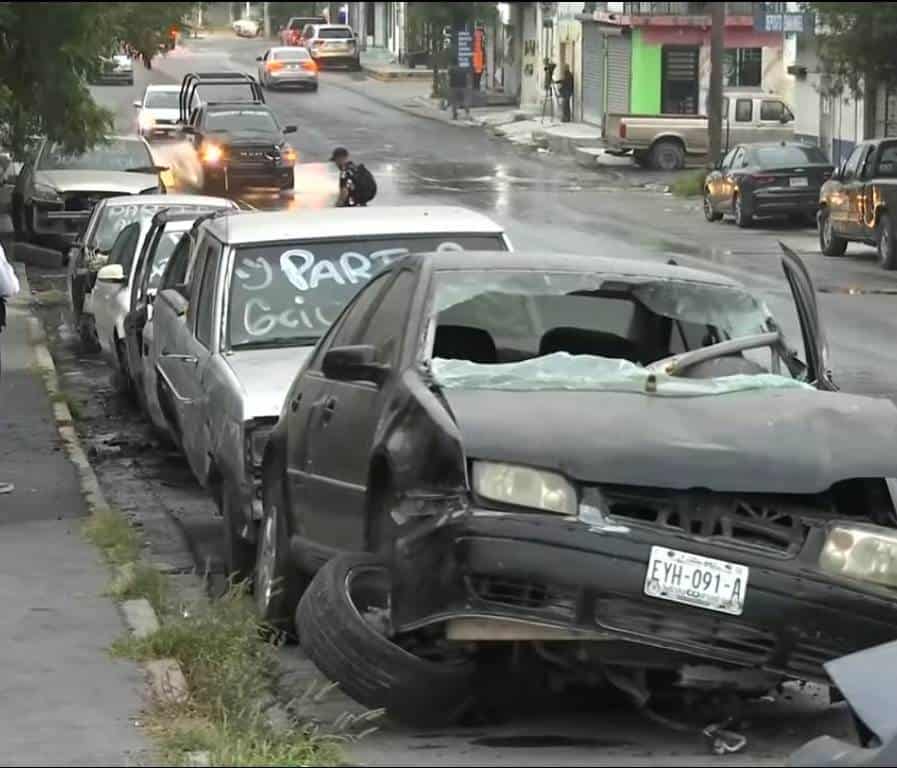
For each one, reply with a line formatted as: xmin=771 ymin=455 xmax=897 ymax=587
xmin=322 ymin=344 xmax=386 ymax=384
xmin=97 ymin=264 xmax=126 ymax=283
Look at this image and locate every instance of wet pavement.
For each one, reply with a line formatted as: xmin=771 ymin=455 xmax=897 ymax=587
xmin=24 ymin=33 xmax=897 ymax=765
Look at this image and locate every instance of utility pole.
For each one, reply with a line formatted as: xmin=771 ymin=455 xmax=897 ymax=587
xmin=708 ymin=1 xmax=725 ymax=167
xmin=263 ymin=1 xmax=270 ymax=37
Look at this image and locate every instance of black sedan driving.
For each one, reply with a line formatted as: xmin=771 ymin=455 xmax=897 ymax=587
xmin=704 ymin=142 xmax=833 ymax=228
xmin=257 ymin=247 xmax=897 ymax=726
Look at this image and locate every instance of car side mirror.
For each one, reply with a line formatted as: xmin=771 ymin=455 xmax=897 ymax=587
xmin=97 ymin=264 xmax=126 ymax=284
xmin=133 ymin=100 xmax=142 ymax=108
xmin=256 ymin=56 xmax=263 ymax=61
xmin=322 ymin=344 xmax=387 ymax=384
xmin=284 ymin=125 xmax=297 ymax=134
xmin=780 ymin=114 xmax=790 ymax=124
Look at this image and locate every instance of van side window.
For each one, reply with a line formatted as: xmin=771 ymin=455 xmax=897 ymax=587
xmin=760 ymin=100 xmax=790 ymax=122
xmin=735 ymin=99 xmax=752 ymax=122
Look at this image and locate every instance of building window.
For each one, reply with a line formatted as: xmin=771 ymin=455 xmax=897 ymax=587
xmin=724 ymin=48 xmax=762 ymax=88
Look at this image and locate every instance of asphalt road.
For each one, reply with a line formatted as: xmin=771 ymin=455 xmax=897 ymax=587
xmin=36 ymin=32 xmax=897 ymax=765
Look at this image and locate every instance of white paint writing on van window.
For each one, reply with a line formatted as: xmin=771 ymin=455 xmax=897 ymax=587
xmin=233 ymin=241 xmax=467 ymax=340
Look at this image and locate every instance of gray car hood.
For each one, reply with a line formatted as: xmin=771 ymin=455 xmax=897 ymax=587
xmin=226 ymin=347 xmax=313 ymax=420
xmin=36 ymin=169 xmax=157 ymax=194
xmin=442 ymin=387 xmax=897 ymax=494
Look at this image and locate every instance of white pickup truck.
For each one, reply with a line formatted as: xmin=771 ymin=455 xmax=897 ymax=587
xmin=604 ymin=91 xmax=795 ymax=170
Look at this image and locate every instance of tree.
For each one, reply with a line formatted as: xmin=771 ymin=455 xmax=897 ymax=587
xmin=810 ymin=3 xmax=897 ymax=96
xmin=0 ymin=2 xmax=192 ymax=158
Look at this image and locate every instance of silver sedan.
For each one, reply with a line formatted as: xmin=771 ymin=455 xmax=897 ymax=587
xmin=257 ymin=46 xmax=319 ymax=91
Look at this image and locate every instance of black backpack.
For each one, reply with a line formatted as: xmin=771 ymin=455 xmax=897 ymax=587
xmin=352 ymin=163 xmax=377 ymax=205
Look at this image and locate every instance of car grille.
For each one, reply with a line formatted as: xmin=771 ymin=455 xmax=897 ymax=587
xmin=595 ymin=596 xmax=777 ymax=665
xmin=601 ymin=486 xmax=819 ymax=557
xmin=233 ymin=145 xmax=278 ymax=165
xmin=63 ymin=190 xmax=121 ymax=212
xmin=467 ymin=574 xmax=577 ymax=621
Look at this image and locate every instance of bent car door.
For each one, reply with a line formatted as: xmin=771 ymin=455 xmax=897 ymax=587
xmin=779 ymin=242 xmax=835 ymax=391
xmin=304 ymin=269 xmax=417 ymax=551
xmin=92 ymin=221 xmax=140 ymax=360
xmin=287 ymin=272 xmax=392 ymax=551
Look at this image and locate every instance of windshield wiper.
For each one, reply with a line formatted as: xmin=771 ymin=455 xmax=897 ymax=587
xmin=125 ymin=165 xmax=167 ymax=173
xmin=232 ymin=336 xmax=319 ymax=350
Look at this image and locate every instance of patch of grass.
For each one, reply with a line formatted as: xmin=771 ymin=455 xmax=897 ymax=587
xmin=108 ymin=561 xmax=169 ymax=615
xmin=83 ymin=506 xmax=140 ymax=565
xmin=51 ymin=391 xmax=85 ymax=421
xmin=113 ymin=585 xmax=345 ymax=766
xmin=671 ymin=169 xmax=708 ymax=197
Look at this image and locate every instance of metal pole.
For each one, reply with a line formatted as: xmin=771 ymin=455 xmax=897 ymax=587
xmin=708 ymin=1 xmax=725 ymax=165
xmin=263 ymin=1 xmax=270 ymax=37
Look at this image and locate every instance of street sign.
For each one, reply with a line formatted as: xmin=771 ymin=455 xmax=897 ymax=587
xmin=753 ymin=7 xmax=814 ymax=33
xmin=456 ymin=30 xmax=472 ymax=69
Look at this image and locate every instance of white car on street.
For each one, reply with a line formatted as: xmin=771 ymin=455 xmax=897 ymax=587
xmin=151 ymin=206 xmax=510 ymax=579
xmin=134 ymin=84 xmax=181 ymax=140
xmin=233 ymin=18 xmax=261 ymax=37
xmin=87 ymin=195 xmax=237 ymax=385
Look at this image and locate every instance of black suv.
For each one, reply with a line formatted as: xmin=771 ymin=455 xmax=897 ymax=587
xmin=184 ymin=102 xmax=297 ymax=194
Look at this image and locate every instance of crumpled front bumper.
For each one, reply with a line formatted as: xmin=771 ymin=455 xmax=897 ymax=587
xmin=391 ymin=507 xmax=897 ymax=682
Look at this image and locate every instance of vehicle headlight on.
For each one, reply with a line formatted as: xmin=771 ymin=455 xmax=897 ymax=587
xmin=819 ymin=524 xmax=897 ymax=588
xmin=473 ymin=461 xmax=577 ymax=516
xmin=200 ymin=143 xmax=223 ymax=165
xmin=138 ymin=112 xmax=155 ymax=131
xmin=280 ymin=145 xmax=297 ymax=166
xmin=32 ymin=182 xmax=62 ymax=204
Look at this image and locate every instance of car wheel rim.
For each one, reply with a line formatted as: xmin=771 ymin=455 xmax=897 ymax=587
xmin=735 ymin=198 xmax=742 ymax=222
xmin=882 ymin=226 xmax=891 ymax=262
xmin=703 ymin=194 xmax=713 ymax=219
xmin=823 ymin=216 xmax=832 ymax=248
xmin=256 ymin=511 xmax=276 ymax=614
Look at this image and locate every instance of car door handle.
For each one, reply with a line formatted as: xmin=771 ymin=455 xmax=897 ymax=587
xmin=161 ymin=351 xmax=198 ymax=365
xmin=322 ymin=396 xmax=337 ymax=423
xmin=290 ymin=393 xmax=302 ymax=412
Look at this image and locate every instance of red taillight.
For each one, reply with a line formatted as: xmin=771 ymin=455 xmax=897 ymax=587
xmin=619 ymin=122 xmax=627 ymax=139
xmin=751 ymin=174 xmax=776 ymax=185
xmin=301 ymin=60 xmax=317 ymax=72
xmin=267 ymin=60 xmax=285 ymax=72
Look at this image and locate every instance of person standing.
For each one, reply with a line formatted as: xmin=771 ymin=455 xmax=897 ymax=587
xmin=448 ymin=63 xmax=471 ymax=121
xmin=0 ymin=240 xmax=20 ymax=495
xmin=558 ymin=64 xmax=574 ymax=123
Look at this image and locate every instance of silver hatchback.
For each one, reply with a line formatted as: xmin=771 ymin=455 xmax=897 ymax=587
xmin=257 ymin=46 xmax=319 ymax=91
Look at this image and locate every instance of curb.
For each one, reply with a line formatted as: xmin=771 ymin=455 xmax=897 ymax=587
xmin=361 ymin=66 xmax=433 ymax=82
xmin=15 ymin=263 xmax=191 ymax=709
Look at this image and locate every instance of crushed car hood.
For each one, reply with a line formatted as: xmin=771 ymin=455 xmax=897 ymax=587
xmin=35 ymin=169 xmax=157 ymax=193
xmin=226 ymin=347 xmax=313 ymax=419
xmin=442 ymin=387 xmax=897 ymax=494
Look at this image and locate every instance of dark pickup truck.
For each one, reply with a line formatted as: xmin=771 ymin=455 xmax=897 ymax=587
xmin=819 ymin=137 xmax=897 ymax=269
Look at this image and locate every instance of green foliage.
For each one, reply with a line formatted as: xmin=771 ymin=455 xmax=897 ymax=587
xmin=810 ymin=2 xmax=897 ymax=95
xmin=83 ymin=507 xmax=141 ymax=566
xmin=671 ymin=169 xmax=708 ymax=197
xmin=0 ymin=2 xmax=193 ymax=157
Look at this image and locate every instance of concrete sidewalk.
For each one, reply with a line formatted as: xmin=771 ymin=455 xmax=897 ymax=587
xmin=0 ymin=265 xmax=150 ymax=766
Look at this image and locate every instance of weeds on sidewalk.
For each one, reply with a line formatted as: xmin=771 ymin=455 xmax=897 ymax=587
xmin=113 ymin=585 xmax=344 ymax=766
xmin=83 ymin=507 xmax=140 ymax=565
xmin=671 ymin=169 xmax=707 ymax=197
xmin=108 ymin=562 xmax=169 ymax=615
xmin=51 ymin=391 xmax=85 ymax=421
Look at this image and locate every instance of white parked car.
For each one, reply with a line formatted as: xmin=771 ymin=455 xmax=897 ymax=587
xmin=134 ymin=84 xmax=181 ymax=140
xmin=87 ymin=195 xmax=237 ymax=387
xmin=233 ymin=18 xmax=261 ymax=37
xmin=151 ymin=206 xmax=510 ymax=579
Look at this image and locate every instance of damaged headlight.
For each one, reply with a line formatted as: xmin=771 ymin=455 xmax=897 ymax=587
xmin=819 ymin=524 xmax=897 ymax=589
xmin=473 ymin=461 xmax=577 ymax=516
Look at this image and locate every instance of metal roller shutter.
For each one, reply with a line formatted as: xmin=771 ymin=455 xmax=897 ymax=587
xmin=606 ymin=35 xmax=631 ymax=114
xmin=581 ymin=25 xmax=604 ymax=126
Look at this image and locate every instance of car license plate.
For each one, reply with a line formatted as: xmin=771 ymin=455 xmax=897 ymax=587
xmin=790 ymin=177 xmax=808 ymax=187
xmin=644 ymin=546 xmax=748 ymax=615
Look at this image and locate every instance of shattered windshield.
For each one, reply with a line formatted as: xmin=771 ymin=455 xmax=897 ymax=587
xmin=428 ymin=269 xmax=792 ymax=395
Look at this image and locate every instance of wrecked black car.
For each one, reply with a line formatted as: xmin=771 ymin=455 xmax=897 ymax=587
xmin=258 ymin=247 xmax=897 ymax=726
